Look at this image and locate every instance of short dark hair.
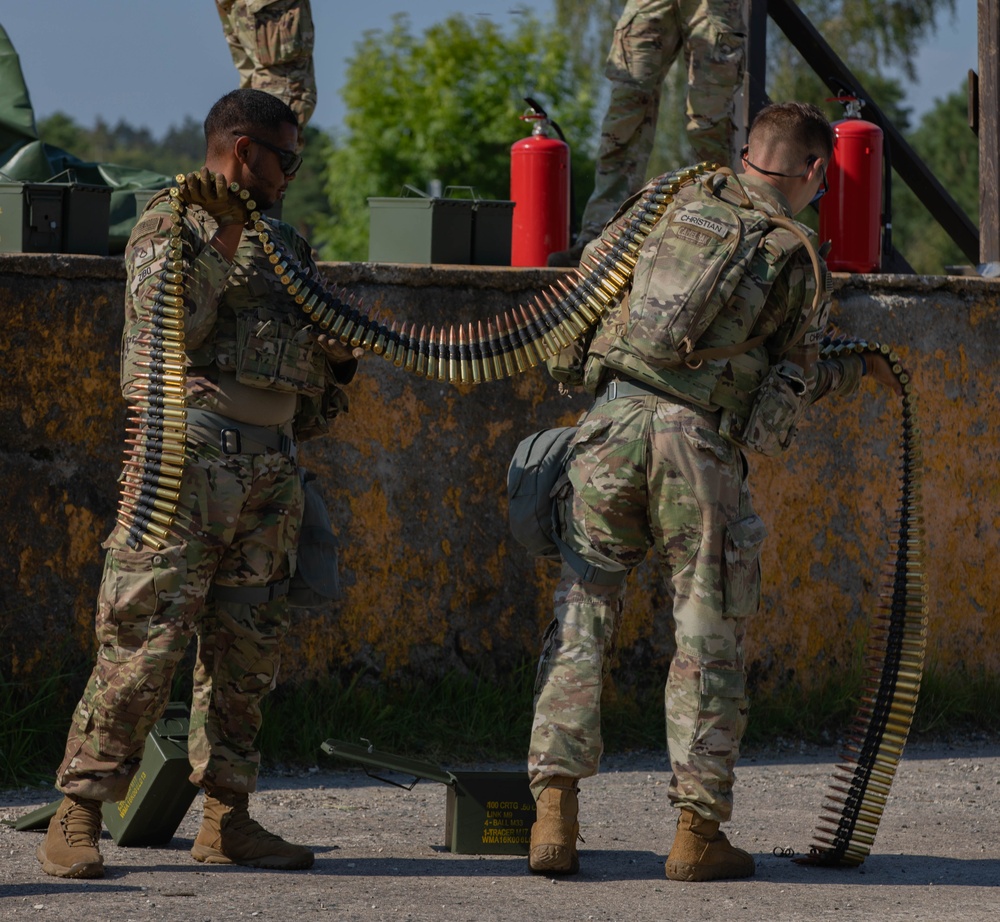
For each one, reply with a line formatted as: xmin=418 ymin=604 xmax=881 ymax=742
xmin=748 ymin=102 xmax=834 ymax=160
xmin=203 ymin=88 xmax=297 ymax=149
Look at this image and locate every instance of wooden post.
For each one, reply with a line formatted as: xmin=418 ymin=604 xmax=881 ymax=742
xmin=979 ymin=0 xmax=999 ymax=268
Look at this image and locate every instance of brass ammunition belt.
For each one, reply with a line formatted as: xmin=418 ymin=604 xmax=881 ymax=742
xmin=115 ymin=161 xmax=718 ymax=551
xmin=186 ymin=408 xmax=297 ymax=461
xmin=794 ymin=335 xmax=927 ymax=868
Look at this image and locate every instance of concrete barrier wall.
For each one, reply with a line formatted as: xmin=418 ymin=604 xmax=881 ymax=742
xmin=1 ymin=255 xmax=997 ymax=701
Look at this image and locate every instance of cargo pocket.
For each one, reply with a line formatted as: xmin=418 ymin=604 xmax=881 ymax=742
xmin=691 ymin=664 xmax=749 ymax=756
xmin=723 ymin=513 xmax=767 ymax=619
xmin=94 ymin=543 xmax=191 ymax=759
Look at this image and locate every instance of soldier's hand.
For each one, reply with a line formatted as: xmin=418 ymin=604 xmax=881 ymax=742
xmin=866 ymin=353 xmax=904 ymax=396
xmin=315 ymin=333 xmax=364 ymax=363
xmin=179 ymin=168 xmax=248 ymax=227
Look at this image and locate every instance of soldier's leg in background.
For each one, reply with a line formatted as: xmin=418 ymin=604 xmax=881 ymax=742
xmin=216 ymin=0 xmax=255 ymax=89
xmin=681 ymin=0 xmax=746 ymax=167
xmin=247 ymin=0 xmax=317 ymax=135
xmin=577 ymin=0 xmax=683 ymax=242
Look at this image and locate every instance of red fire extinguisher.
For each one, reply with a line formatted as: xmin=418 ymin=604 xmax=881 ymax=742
xmin=510 ymin=98 xmax=570 ymax=267
xmin=819 ymin=96 xmax=884 ymax=273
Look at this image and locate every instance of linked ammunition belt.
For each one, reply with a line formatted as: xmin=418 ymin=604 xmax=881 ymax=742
xmin=117 ymin=161 xmax=718 ymax=550
xmin=795 ymin=335 xmax=927 ymax=867
xmin=116 ymin=192 xmax=190 ymax=551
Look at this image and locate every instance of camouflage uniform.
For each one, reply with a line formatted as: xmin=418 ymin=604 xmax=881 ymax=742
xmin=577 ymin=0 xmax=746 ymax=243
xmin=529 ymin=170 xmax=865 ymax=823
xmin=216 ymin=0 xmax=317 ymax=139
xmin=55 ymin=192 xmax=355 ymax=802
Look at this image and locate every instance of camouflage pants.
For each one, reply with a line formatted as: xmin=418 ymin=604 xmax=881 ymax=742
xmin=578 ymin=0 xmax=746 ymax=240
xmin=55 ymin=441 xmax=303 ymax=802
xmin=528 ymin=394 xmax=767 ymax=823
xmin=216 ymin=0 xmax=317 ymax=137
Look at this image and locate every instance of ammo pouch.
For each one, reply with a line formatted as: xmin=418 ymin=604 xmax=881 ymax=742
xmin=287 ymin=468 xmax=342 ymax=608
xmin=719 ymin=360 xmax=809 ymax=457
xmin=507 ymin=427 xmax=627 ymax=586
xmin=235 ymin=311 xmax=326 ymax=396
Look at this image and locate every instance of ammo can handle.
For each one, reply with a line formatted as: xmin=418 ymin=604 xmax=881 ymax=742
xmin=321 ymin=739 xmax=456 ymax=786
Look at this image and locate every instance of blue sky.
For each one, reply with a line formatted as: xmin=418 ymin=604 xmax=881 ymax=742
xmin=1 ymin=0 xmax=979 ymax=138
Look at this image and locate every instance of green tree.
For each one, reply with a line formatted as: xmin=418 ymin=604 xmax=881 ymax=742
xmin=316 ymin=12 xmax=600 ymax=261
xmin=36 ymin=112 xmax=87 ymax=156
xmin=283 ymin=124 xmax=334 ymax=243
xmin=892 ymin=86 xmax=978 ymax=273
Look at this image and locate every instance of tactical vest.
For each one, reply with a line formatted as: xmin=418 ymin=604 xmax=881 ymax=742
xmin=128 ymin=191 xmax=327 ymax=398
xmin=581 ymin=170 xmax=824 ymax=417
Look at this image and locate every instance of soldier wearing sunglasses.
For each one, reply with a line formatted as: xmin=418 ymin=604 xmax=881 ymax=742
xmin=36 ymin=88 xmax=360 ymax=881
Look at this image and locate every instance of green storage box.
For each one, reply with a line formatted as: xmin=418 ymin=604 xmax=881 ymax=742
xmin=0 ymin=182 xmax=63 ymax=253
xmin=368 ymin=189 xmax=473 ymax=265
xmin=6 ymin=702 xmax=198 ymax=847
xmin=322 ymin=739 xmax=534 ymax=855
xmin=102 ymin=702 xmax=199 ymax=846
xmin=472 ymin=199 xmax=514 ymax=266
xmin=63 ymin=183 xmax=113 ymax=256
xmin=0 ymin=180 xmax=112 ymax=255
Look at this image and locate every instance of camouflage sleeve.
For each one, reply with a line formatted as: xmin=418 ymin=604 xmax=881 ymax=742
xmin=766 ymin=249 xmax=864 ymax=405
xmin=122 ymin=201 xmax=233 ymax=391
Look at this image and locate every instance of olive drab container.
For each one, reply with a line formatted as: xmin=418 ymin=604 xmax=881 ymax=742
xmin=6 ymin=703 xmax=198 ymax=846
xmin=367 ymin=184 xmax=514 ymax=266
xmin=322 ymin=739 xmax=535 ymax=855
xmin=0 ymin=178 xmax=112 ymax=255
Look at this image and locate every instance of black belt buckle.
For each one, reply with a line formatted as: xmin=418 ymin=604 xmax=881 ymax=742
xmin=221 ymin=427 xmax=242 ymax=455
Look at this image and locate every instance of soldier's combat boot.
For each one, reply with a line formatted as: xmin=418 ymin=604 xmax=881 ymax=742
xmin=665 ymin=808 xmax=755 ymax=881
xmin=528 ymin=776 xmax=580 ymax=874
xmin=36 ymin=794 xmax=105 ymax=879
xmin=191 ymin=789 xmax=314 ymax=870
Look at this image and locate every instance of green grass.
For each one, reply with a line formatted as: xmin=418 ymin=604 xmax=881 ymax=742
xmin=2 ymin=661 xmax=999 ymax=790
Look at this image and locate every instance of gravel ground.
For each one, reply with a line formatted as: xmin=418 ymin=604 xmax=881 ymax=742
xmin=2 ymin=737 xmax=999 ymax=921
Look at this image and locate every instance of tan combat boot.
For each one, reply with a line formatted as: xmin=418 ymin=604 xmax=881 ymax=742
xmin=191 ymin=789 xmax=314 ymax=870
xmin=36 ymin=794 xmax=105 ymax=879
xmin=528 ymin=776 xmax=580 ymax=874
xmin=665 ymin=808 xmax=755 ymax=881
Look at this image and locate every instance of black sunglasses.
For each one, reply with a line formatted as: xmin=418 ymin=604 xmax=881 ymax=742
xmin=740 ymin=146 xmax=827 ymax=202
xmin=235 ymin=132 xmax=303 ymax=176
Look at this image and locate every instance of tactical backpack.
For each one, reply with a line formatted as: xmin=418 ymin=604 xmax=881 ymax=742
xmin=601 ymin=170 xmax=825 ymax=374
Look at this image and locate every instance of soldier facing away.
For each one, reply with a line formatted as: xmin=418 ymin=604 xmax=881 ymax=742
xmin=36 ymin=88 xmax=361 ymax=879
xmin=527 ymin=102 xmax=901 ymax=881
xmin=549 ymin=0 xmax=747 ymax=266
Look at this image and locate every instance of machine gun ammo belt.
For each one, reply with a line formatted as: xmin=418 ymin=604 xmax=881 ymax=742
xmin=793 ymin=335 xmax=927 ymax=868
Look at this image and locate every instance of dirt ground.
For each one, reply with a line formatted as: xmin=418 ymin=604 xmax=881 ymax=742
xmin=2 ymin=736 xmax=998 ymax=922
